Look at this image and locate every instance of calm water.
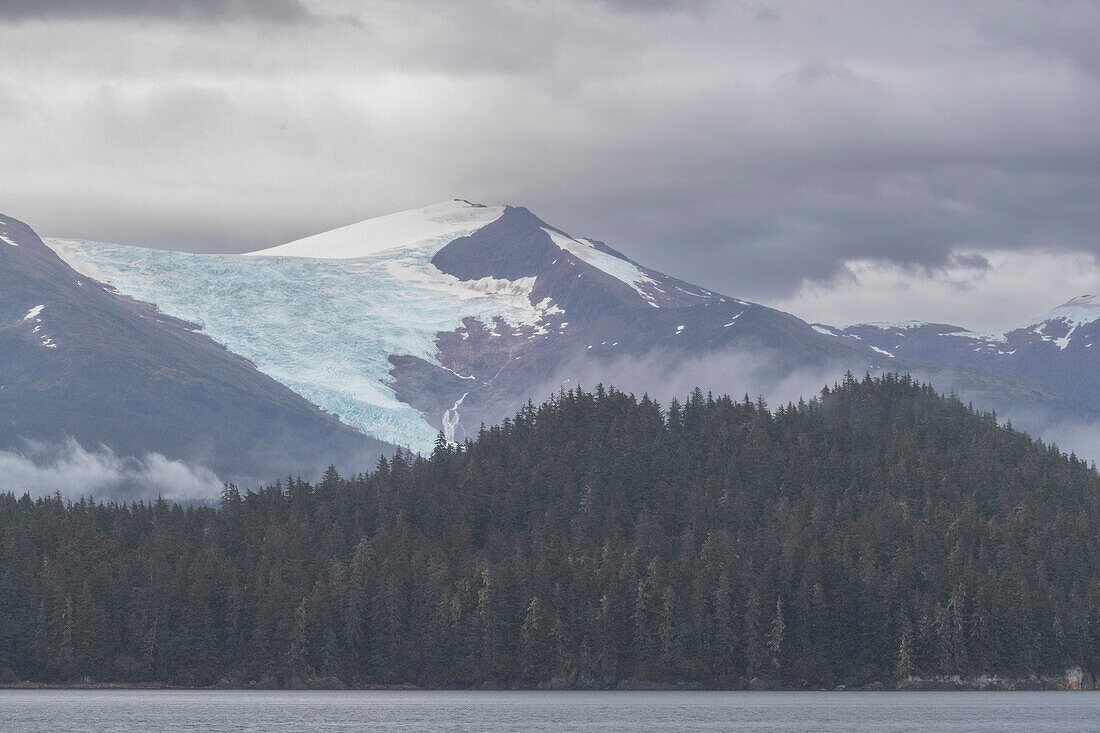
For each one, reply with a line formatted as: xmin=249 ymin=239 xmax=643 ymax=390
xmin=0 ymin=690 xmax=1097 ymax=732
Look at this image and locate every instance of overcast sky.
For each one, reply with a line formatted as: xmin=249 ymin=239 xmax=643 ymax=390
xmin=2 ymin=0 xmax=1098 ymax=329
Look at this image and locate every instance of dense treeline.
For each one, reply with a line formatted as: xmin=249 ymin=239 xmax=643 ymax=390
xmin=1 ymin=374 xmax=1098 ymax=688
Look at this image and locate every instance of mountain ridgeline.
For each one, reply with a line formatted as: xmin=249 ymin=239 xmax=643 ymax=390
xmin=1 ymin=375 xmax=1097 ymax=689
xmin=16 ymin=201 xmax=1100 ymax=485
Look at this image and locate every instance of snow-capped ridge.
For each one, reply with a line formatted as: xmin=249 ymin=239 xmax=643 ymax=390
xmin=1046 ymin=293 xmax=1100 ymax=322
xmin=959 ymin=294 xmax=1100 ymax=348
xmin=246 ymin=200 xmax=506 ymax=260
xmin=541 ymin=228 xmax=661 ymax=301
xmin=1010 ymin=294 xmax=1100 ymax=331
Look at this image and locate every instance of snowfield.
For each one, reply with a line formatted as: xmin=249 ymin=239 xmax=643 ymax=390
xmin=246 ymin=200 xmax=506 ymax=260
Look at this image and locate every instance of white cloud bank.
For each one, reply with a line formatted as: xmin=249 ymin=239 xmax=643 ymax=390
xmin=0 ymin=439 xmax=224 ymax=501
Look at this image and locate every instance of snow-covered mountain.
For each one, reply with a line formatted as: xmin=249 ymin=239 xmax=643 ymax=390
xmin=47 ymin=200 xmax=881 ymax=453
xmin=0 ymin=213 xmax=390 ymax=491
xmin=37 ymin=199 xmax=1099 ymax=463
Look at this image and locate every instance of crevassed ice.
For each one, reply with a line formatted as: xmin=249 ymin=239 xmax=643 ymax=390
xmin=47 ymin=236 xmax=559 ymax=453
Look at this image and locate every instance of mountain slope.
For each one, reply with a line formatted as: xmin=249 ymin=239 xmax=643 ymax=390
xmin=0 ymin=214 xmax=390 ymax=490
xmin=48 ymin=201 xmax=885 ymax=452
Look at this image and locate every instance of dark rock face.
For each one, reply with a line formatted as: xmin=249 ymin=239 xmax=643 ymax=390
xmin=431 ymin=206 xmax=561 ymax=281
xmin=0 ymin=214 xmax=390 ymax=487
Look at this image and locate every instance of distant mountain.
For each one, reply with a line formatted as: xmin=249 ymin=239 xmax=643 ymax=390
xmin=48 ymin=200 xmax=884 ymax=453
xmin=813 ymin=296 xmax=1100 ymax=431
xmin=0 ymin=214 xmax=390 ymax=491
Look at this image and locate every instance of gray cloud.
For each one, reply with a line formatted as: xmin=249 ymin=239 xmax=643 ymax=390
xmin=524 ymin=345 xmax=859 ymax=429
xmin=786 ymin=61 xmax=880 ymax=89
xmin=594 ymin=0 xmax=712 ymax=13
xmin=0 ymin=439 xmax=224 ymax=501
xmin=1 ymin=0 xmax=1099 ymax=319
xmin=977 ymin=1 xmax=1100 ymax=82
xmin=949 ymin=252 xmax=991 ymax=271
xmin=0 ymin=0 xmax=313 ymax=23
xmin=1041 ymin=419 xmax=1100 ymax=468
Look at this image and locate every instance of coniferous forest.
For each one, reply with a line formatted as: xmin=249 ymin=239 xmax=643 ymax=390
xmin=1 ymin=374 xmax=1098 ymax=689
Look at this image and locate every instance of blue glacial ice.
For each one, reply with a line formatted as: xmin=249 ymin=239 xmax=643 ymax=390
xmin=47 ymin=236 xmax=558 ymax=454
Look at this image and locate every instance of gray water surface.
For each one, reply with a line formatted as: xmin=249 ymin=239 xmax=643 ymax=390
xmin=1 ymin=690 xmax=1097 ymax=732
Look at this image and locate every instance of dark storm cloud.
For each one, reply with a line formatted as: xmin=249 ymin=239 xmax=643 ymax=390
xmin=1 ymin=0 xmax=1099 ymax=316
xmin=0 ymin=0 xmax=313 ymax=23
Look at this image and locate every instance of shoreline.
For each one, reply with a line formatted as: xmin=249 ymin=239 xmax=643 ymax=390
xmin=3 ymin=672 xmax=1094 ymax=693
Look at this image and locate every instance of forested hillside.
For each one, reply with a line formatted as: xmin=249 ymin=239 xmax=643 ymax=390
xmin=1 ymin=374 xmax=1097 ymax=688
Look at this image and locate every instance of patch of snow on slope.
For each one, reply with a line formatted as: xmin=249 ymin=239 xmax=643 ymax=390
xmin=723 ymin=312 xmax=744 ymax=328
xmin=22 ymin=305 xmax=57 ymax=348
xmin=245 ymin=200 xmax=506 ymax=259
xmin=869 ymin=345 xmax=895 ymax=358
xmin=1 ymin=235 xmax=19 ymax=247
xmin=47 ymin=235 xmax=560 ymax=453
xmin=543 ymin=229 xmax=661 ymax=301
